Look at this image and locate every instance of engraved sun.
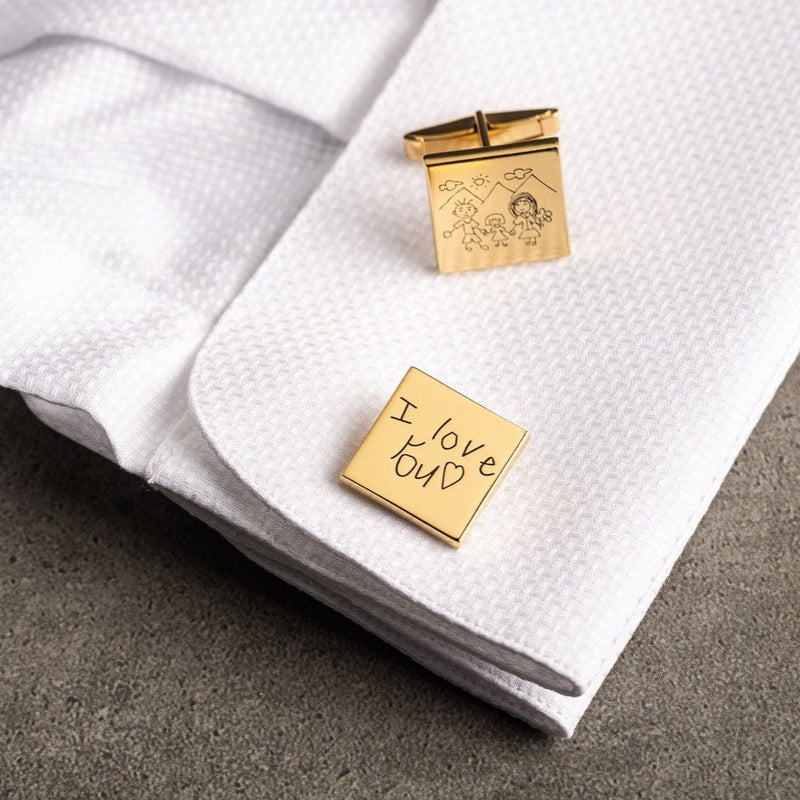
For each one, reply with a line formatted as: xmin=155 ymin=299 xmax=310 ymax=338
xmin=470 ymin=173 xmax=489 ymax=189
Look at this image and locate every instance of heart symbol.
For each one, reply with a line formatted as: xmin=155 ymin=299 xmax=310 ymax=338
xmin=441 ymin=461 xmax=465 ymax=490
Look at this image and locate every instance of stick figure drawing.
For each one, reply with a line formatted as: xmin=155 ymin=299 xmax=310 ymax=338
xmin=443 ymin=198 xmax=489 ymax=252
xmin=508 ymin=191 xmax=550 ymax=245
xmin=484 ymin=213 xmax=513 ymax=247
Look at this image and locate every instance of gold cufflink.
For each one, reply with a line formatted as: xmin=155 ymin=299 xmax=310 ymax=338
xmin=340 ymin=367 xmax=529 ymax=548
xmin=404 ymin=109 xmax=570 ymax=273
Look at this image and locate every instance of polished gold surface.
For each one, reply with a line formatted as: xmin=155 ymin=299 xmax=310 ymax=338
xmin=340 ymin=367 xmax=529 ymax=548
xmin=405 ymin=109 xmax=570 ymax=273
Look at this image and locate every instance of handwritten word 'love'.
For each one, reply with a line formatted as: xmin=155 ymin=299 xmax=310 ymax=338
xmin=388 ymin=396 xmax=497 ymax=491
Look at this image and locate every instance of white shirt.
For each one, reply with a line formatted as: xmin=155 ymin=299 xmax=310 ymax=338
xmin=1 ymin=0 xmax=798 ymax=736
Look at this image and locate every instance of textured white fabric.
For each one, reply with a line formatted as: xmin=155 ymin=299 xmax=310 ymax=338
xmin=149 ymin=411 xmax=570 ymax=735
xmin=1 ymin=0 xmax=799 ymax=737
xmin=0 ymin=0 xmax=434 ymax=470
xmin=0 ymin=0 xmax=432 ymax=138
xmin=0 ymin=35 xmax=342 ymax=470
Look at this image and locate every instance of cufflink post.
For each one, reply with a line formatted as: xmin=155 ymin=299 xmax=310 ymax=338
xmin=475 ymin=110 xmax=491 ymax=148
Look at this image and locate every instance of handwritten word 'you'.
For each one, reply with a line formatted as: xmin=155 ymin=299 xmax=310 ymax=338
xmin=388 ymin=397 xmax=497 ymax=491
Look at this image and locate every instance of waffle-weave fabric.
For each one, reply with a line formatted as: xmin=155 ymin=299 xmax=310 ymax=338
xmin=2 ymin=0 xmax=798 ymax=736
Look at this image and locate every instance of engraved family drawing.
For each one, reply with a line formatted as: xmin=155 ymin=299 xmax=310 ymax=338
xmin=438 ymin=169 xmax=555 ymax=252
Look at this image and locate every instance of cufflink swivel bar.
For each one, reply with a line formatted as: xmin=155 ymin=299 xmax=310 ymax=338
xmin=403 ymin=108 xmax=560 ymax=161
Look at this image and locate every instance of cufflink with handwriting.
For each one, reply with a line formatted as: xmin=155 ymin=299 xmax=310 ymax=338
xmin=340 ymin=367 xmax=529 ymax=548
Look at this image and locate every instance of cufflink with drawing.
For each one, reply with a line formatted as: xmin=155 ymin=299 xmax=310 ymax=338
xmin=340 ymin=368 xmax=529 ymax=548
xmin=404 ymin=109 xmax=570 ymax=273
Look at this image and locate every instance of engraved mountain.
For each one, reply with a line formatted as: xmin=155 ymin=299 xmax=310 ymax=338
xmin=438 ymin=186 xmax=483 ymax=212
xmin=477 ymin=181 xmax=515 ymax=223
xmin=514 ymin=171 xmax=558 ymax=199
xmin=437 ymin=173 xmax=556 ymax=226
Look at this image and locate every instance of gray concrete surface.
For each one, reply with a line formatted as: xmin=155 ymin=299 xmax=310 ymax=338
xmin=1 ymin=367 xmax=798 ymax=799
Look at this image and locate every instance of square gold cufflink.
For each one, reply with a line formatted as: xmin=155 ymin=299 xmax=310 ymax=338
xmin=405 ymin=109 xmax=570 ymax=273
xmin=340 ymin=367 xmax=529 ymax=548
